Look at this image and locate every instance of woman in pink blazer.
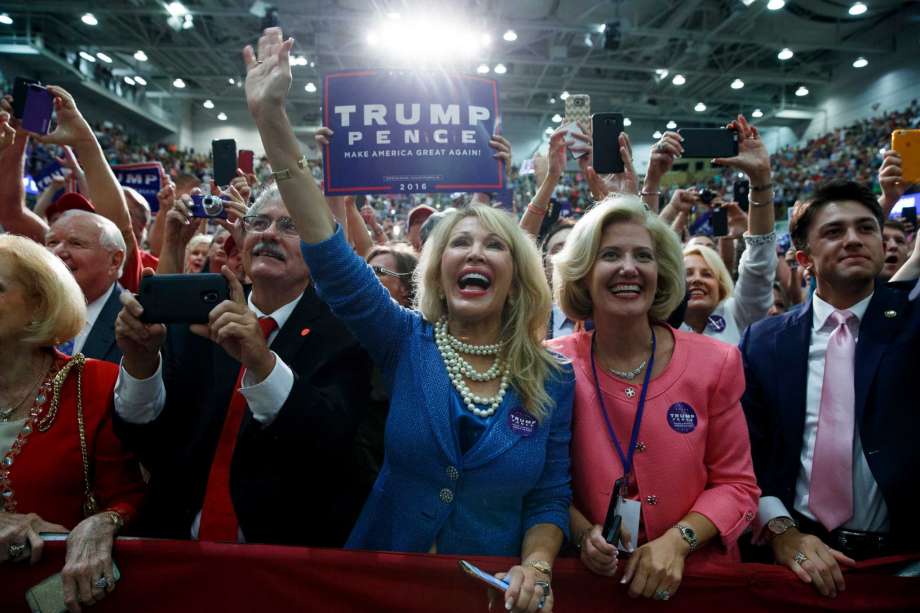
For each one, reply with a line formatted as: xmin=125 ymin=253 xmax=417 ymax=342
xmin=548 ymin=195 xmax=760 ymax=602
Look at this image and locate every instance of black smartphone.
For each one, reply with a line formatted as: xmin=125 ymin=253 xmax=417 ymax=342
xmin=189 ymin=194 xmax=230 ymax=219
xmin=711 ymin=207 xmax=729 ymax=237
xmin=602 ymin=477 xmax=625 ymax=545
xmin=678 ymin=128 xmax=739 ymax=158
xmin=12 ymin=76 xmax=39 ymax=118
xmin=138 ymin=274 xmax=230 ymax=324
xmin=902 ymin=206 xmax=917 ymax=226
xmin=211 ymin=139 xmax=238 ymax=187
xmin=591 ymin=112 xmax=624 ymax=174
xmin=734 ymin=179 xmax=750 ymax=211
xmin=21 ymin=85 xmax=54 ymax=135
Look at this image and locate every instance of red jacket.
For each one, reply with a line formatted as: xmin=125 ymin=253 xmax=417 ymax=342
xmin=3 ymin=354 xmax=145 ymax=528
xmin=548 ymin=328 xmax=760 ymax=568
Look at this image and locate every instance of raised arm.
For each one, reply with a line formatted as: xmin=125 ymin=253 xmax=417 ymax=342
xmin=877 ymin=150 xmax=904 ymax=218
xmin=0 ymin=104 xmax=48 ymax=241
xmin=520 ymin=128 xmax=565 ymax=237
xmin=643 ymin=131 xmax=683 ymax=214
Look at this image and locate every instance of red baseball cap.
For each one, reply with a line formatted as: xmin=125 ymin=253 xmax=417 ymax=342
xmin=408 ymin=204 xmax=436 ymax=228
xmin=46 ymin=192 xmax=96 ymax=222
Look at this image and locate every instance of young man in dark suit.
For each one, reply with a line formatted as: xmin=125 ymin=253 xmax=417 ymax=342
xmin=741 ymin=181 xmax=919 ymax=598
xmin=112 ymin=186 xmax=374 ymax=546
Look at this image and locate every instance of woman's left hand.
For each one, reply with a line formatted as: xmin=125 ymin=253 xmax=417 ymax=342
xmin=490 ymin=135 xmax=513 ymax=175
xmin=489 ymin=565 xmax=553 ymax=612
xmin=62 ymin=514 xmax=118 ymax=613
xmin=620 ymin=529 xmax=689 ymax=601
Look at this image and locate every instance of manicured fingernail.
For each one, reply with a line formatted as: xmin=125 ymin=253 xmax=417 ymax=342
xmin=505 ymin=598 xmax=513 ymax=610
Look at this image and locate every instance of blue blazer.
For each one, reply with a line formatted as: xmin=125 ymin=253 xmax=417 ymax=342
xmin=301 ymin=228 xmax=574 ymax=556
xmin=740 ymin=281 xmax=920 ymax=546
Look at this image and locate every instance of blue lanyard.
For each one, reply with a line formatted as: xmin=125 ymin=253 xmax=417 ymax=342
xmin=589 ymin=327 xmax=656 ymax=477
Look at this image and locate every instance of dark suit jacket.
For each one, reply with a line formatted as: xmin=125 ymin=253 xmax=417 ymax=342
xmin=82 ymin=285 xmax=123 ymax=365
xmin=740 ymin=281 xmax=920 ymax=547
xmin=114 ymin=285 xmax=374 ymax=547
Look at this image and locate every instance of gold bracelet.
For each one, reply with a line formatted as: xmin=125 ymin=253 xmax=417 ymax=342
xmin=270 ymin=154 xmax=309 ymax=182
xmin=524 ymin=559 xmax=553 ymax=580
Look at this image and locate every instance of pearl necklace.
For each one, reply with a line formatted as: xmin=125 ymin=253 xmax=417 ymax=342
xmin=435 ymin=319 xmax=510 ymax=417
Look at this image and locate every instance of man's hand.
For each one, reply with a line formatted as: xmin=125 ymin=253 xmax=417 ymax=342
xmin=243 ymin=27 xmax=294 ymax=121
xmin=32 ymin=86 xmax=95 ymax=147
xmin=190 ymin=267 xmax=276 ymax=382
xmin=771 ymin=528 xmax=856 ymax=598
xmin=115 ymin=270 xmax=167 ymax=379
xmin=878 ymin=150 xmax=905 ymax=206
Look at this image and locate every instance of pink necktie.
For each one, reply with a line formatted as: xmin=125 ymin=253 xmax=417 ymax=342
xmin=809 ymin=310 xmax=855 ymax=531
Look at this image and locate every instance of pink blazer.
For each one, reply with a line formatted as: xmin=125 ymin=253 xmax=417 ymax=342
xmin=548 ymin=327 xmax=760 ymax=568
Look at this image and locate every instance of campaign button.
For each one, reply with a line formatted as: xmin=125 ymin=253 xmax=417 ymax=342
xmin=509 ymin=408 xmax=537 ymax=437
xmin=667 ymin=402 xmax=698 ymax=434
xmin=706 ymin=314 xmax=726 ymax=333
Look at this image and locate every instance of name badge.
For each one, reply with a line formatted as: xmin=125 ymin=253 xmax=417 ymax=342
xmin=508 ymin=408 xmax=537 ymax=437
xmin=706 ymin=314 xmax=726 ymax=333
xmin=667 ymin=402 xmax=698 ymax=434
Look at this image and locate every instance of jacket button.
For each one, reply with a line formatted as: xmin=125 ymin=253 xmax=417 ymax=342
xmin=439 ymin=488 xmax=454 ymax=503
xmin=446 ymin=466 xmax=460 ymax=481
xmin=636 ymin=441 xmax=647 ymax=453
xmin=744 ymin=511 xmax=754 ymax=522
xmin=646 ymin=495 xmax=657 ymax=505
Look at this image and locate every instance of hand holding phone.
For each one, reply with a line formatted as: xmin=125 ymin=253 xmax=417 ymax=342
xmin=22 ymin=85 xmax=54 ymax=135
xmin=892 ymin=130 xmax=920 ymax=184
xmin=591 ymin=113 xmax=624 ymax=174
xmin=138 ymin=274 xmax=230 ymax=324
xmin=678 ymin=128 xmax=739 ymax=158
xmin=212 ymin=138 xmax=238 ymax=187
xmin=459 ymin=560 xmax=510 ymax=592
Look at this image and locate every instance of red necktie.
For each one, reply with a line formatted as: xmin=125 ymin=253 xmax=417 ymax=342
xmin=198 ymin=316 xmax=277 ymax=542
xmin=809 ymin=310 xmax=856 ymax=531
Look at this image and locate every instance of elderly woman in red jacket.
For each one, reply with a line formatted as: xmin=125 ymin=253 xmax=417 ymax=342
xmin=548 ymin=196 xmax=760 ymax=602
xmin=0 ymin=234 xmax=145 ymax=612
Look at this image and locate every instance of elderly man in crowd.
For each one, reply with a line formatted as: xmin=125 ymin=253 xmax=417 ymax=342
xmin=112 ymin=184 xmax=375 ymax=546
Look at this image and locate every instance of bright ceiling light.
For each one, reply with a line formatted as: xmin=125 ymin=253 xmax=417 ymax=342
xmin=305 ymin=82 xmax=317 ymax=93
xmin=583 ymin=33 xmax=594 ymax=48
xmin=741 ymin=0 xmax=756 ymax=5
xmin=166 ymin=2 xmax=189 ymax=17
xmin=480 ymin=33 xmax=491 ymax=47
xmin=778 ymin=47 xmax=794 ymax=60
xmin=203 ymin=99 xmax=214 ymax=109
xmin=366 ymin=31 xmax=379 ymax=46
xmin=767 ymin=0 xmax=785 ymax=10
xmin=848 ymin=2 xmax=867 ymax=16
xmin=476 ymin=64 xmax=490 ymax=74
xmin=217 ymin=112 xmax=228 ymax=121
xmin=173 ymin=78 xmax=186 ymax=88
xmin=731 ymin=78 xmax=745 ymax=89
xmin=182 ymin=14 xmax=193 ymax=29
xmin=133 ymin=76 xmax=147 ymax=86
xmin=694 ymin=102 xmax=707 ymax=112
xmin=752 ymin=108 xmax=764 ymax=118
xmin=0 ymin=14 xmax=13 ymax=25
xmin=549 ymin=97 xmax=556 ymax=104
xmin=134 ymin=50 xmax=148 ymax=62
xmin=503 ymin=29 xmax=517 ymax=42
xmin=853 ymin=56 xmax=868 ymax=68
xmin=552 ymin=113 xmax=562 ymax=123
xmin=652 ymin=130 xmax=663 ymax=139
xmin=228 ymin=78 xmax=235 ymax=85
xmin=544 ymin=126 xmax=554 ymax=135
xmin=666 ymin=120 xmax=678 ymax=129
xmin=79 ymin=51 xmax=96 ymax=63
xmin=96 ymin=52 xmax=112 ymax=63
xmin=795 ymin=85 xmax=809 ymax=96
xmin=292 ymin=55 xmax=308 ymax=66
xmin=655 ymin=68 xmax=669 ymax=79
xmin=81 ymin=13 xmax=98 ymax=26
xmin=387 ymin=12 xmax=401 ymax=20
xmin=672 ymin=74 xmax=686 ymax=86
xmin=560 ymin=91 xmax=570 ymax=100
xmin=493 ymin=63 xmax=507 ymax=74
xmin=123 ymin=76 xmax=136 ymax=86
xmin=623 ymin=117 xmax=632 ymax=127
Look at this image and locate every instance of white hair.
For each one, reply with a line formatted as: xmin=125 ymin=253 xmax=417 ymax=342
xmin=56 ymin=210 xmax=127 ymax=276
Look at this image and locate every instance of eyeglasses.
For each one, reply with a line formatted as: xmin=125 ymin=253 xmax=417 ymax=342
xmin=371 ymin=265 xmax=412 ymax=278
xmin=241 ymin=215 xmax=299 ymax=236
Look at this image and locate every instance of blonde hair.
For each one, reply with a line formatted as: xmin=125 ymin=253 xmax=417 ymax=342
xmin=682 ymin=244 xmax=734 ymax=302
xmin=415 ymin=205 xmax=561 ymax=420
xmin=553 ymin=195 xmax=685 ymax=322
xmin=0 ymin=234 xmax=86 ymax=346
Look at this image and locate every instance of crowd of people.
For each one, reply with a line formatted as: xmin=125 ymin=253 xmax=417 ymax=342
xmin=1 ymin=26 xmax=919 ymax=613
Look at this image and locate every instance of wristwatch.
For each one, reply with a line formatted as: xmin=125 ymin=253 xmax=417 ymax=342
xmin=767 ymin=516 xmax=798 ymax=539
xmin=674 ymin=524 xmax=699 ymax=552
xmin=525 ymin=560 xmax=553 ymax=580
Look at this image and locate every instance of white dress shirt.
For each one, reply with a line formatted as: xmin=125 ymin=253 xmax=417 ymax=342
xmin=756 ymin=291 xmax=890 ymax=538
xmin=73 ymin=283 xmax=117 ymax=355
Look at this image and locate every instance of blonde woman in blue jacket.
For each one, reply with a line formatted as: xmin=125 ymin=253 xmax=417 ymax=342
xmin=243 ymin=29 xmax=574 ymax=613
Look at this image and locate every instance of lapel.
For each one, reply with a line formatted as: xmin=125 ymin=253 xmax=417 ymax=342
xmin=462 ymin=389 xmax=525 ymax=470
xmin=853 ymin=283 xmax=905 ymax=428
xmin=774 ymin=300 xmax=813 ymax=448
xmin=417 ymin=323 xmax=461 ymax=465
xmin=82 ymin=285 xmax=121 ymax=360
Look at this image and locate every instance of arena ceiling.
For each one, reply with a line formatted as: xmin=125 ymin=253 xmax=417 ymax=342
xmin=0 ymin=0 xmax=916 ymax=136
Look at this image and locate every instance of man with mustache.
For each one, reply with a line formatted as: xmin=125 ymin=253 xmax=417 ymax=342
xmin=741 ymin=180 xmax=920 ymax=597
xmin=111 ymin=184 xmax=375 ymax=546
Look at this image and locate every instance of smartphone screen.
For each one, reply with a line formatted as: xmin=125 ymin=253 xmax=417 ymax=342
xmin=459 ymin=560 xmax=510 ymax=592
xmin=591 ymin=113 xmax=624 ymax=174
xmin=21 ymin=85 xmax=54 ymax=135
xmin=238 ymin=149 xmax=255 ymax=175
xmin=12 ymin=76 xmax=39 ymax=118
xmin=678 ymin=128 xmax=739 ymax=158
xmin=212 ymin=139 xmax=238 ymax=187
xmin=711 ymin=207 xmax=729 ymax=237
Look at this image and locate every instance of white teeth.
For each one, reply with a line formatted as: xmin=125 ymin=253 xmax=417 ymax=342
xmin=609 ymin=284 xmax=640 ymax=294
xmin=460 ymin=272 xmax=490 ymax=287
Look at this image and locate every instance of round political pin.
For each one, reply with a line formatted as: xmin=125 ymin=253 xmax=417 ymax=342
xmin=300 ymin=328 xmax=311 ymax=336
xmin=667 ymin=402 xmax=698 ymax=434
xmin=706 ymin=315 xmax=726 ymax=333
xmin=508 ymin=408 xmax=538 ymax=437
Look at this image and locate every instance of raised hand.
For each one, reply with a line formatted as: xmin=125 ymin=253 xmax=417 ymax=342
xmin=489 ymin=134 xmax=512 ymax=176
xmin=243 ymin=27 xmax=295 ymax=119
xmin=878 ymin=150 xmax=905 ymax=206
xmin=647 ymin=131 xmax=683 ymax=181
xmin=546 ymin=128 xmax=567 ymax=180
xmin=668 ymin=189 xmax=700 ymax=214
xmin=713 ymin=115 xmax=771 ymax=185
xmin=32 ymin=86 xmax=94 ymax=147
xmin=116 ymin=272 xmax=167 ymax=378
xmin=0 ymin=111 xmax=16 ymax=153
xmin=576 ymin=131 xmax=639 ymax=200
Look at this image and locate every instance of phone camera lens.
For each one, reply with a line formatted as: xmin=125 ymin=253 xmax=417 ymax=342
xmin=202 ymin=291 xmax=218 ymax=304
xmin=202 ymin=195 xmax=224 ymax=217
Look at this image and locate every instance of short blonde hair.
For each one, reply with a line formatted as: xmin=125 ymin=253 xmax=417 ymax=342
xmin=415 ymin=205 xmax=561 ymax=420
xmin=0 ymin=234 xmax=86 ymax=346
xmin=553 ymin=195 xmax=685 ymax=322
xmin=682 ymin=244 xmax=734 ymax=302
